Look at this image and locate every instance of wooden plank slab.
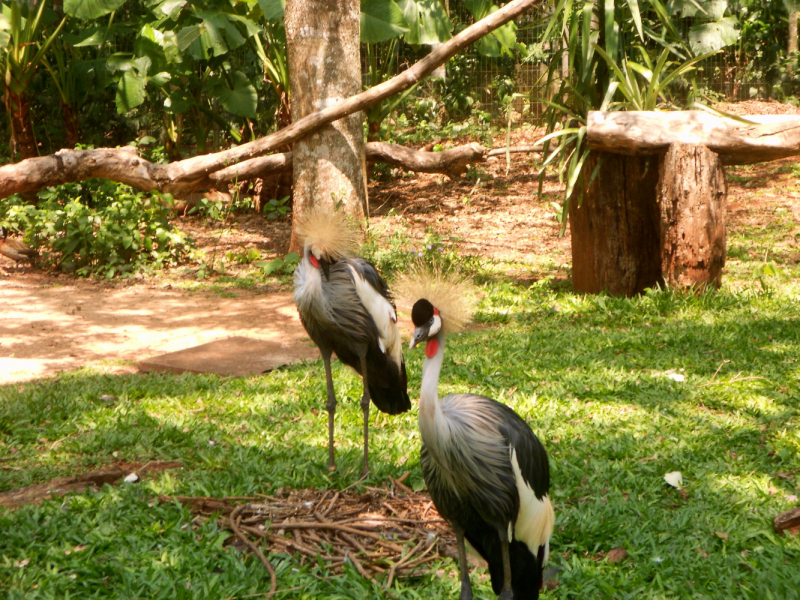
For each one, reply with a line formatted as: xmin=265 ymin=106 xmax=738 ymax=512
xmin=138 ymin=336 xmax=319 ymax=377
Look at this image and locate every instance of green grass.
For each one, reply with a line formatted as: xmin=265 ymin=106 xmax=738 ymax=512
xmin=2 ymin=280 xmax=800 ymax=598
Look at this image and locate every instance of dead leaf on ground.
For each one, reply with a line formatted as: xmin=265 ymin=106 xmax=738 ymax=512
xmin=607 ymin=547 xmax=628 ymax=563
xmin=664 ymin=471 xmax=683 ymax=489
xmin=715 ymin=531 xmax=729 ymax=541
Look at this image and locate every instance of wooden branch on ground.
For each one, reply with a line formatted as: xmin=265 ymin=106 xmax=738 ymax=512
xmin=587 ymin=111 xmax=800 ymax=165
xmin=774 ymin=506 xmax=800 ymax=534
xmin=208 ymin=142 xmax=545 ymax=186
xmin=0 ymin=0 xmax=543 ymax=200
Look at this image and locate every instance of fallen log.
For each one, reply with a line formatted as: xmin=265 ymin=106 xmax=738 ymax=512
xmin=208 ymin=142 xmax=493 ymax=185
xmin=0 ymin=0 xmax=542 ymax=200
xmin=587 ymin=111 xmax=800 ymax=165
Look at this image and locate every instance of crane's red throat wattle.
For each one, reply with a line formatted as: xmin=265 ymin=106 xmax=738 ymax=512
xmin=309 ymin=255 xmax=320 ymax=268
xmin=425 ymin=338 xmax=439 ymax=358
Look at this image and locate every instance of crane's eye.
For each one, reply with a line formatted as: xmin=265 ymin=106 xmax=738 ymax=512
xmin=429 ymin=317 xmax=434 ymax=325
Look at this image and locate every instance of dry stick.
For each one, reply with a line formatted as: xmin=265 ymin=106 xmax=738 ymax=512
xmin=698 ymin=371 xmax=768 ymax=388
xmin=230 ymin=505 xmax=277 ymax=600
xmin=384 ymin=539 xmax=428 ymax=591
xmin=0 ymin=0 xmax=543 ymax=199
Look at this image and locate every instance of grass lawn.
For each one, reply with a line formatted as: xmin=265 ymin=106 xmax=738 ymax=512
xmin=2 ymin=167 xmax=800 ymax=598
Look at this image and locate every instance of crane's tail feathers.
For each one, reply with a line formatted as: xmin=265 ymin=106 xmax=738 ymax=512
xmin=394 ymin=265 xmax=476 ymax=334
xmin=368 ymin=357 xmax=411 ymax=415
xmin=295 ymin=206 xmax=361 ymax=260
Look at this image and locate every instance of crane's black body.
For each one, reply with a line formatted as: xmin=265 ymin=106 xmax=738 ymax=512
xmin=421 ymin=395 xmax=550 ymax=599
xmin=295 ymin=248 xmax=410 ymax=474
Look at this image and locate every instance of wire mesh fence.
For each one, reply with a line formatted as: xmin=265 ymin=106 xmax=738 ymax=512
xmin=362 ymin=2 xmax=785 ymax=126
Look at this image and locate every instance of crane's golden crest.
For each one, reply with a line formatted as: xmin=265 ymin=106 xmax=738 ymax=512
xmin=295 ymin=206 xmax=361 ymax=260
xmin=395 ymin=266 xmax=476 ymax=333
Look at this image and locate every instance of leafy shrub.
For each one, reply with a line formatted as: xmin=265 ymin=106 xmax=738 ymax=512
xmin=255 ymin=252 xmax=300 ymax=276
xmin=0 ymin=180 xmax=193 ymax=277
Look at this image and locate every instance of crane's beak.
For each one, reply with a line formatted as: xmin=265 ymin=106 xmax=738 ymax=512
xmin=410 ymin=326 xmax=429 ymax=349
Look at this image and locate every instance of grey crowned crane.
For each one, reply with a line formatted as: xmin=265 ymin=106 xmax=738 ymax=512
xmin=0 ymin=227 xmax=37 ymax=272
xmin=396 ymin=270 xmax=554 ymax=600
xmin=293 ymin=207 xmax=410 ymax=474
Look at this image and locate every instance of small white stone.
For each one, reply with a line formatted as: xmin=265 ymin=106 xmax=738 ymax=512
xmin=668 ymin=373 xmax=685 ymax=382
xmin=124 ymin=473 xmax=139 ymax=483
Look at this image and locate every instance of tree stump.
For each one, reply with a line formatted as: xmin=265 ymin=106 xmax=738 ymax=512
xmin=657 ymin=143 xmax=727 ymax=289
xmin=569 ymin=152 xmax=663 ymax=296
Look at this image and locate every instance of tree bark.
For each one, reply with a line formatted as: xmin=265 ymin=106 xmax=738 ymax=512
xmin=657 ymin=144 xmax=727 ymax=289
xmin=0 ymin=0 xmax=541 ymax=200
xmin=4 ymin=89 xmax=38 ymax=160
xmin=587 ymin=111 xmax=800 ymax=165
xmin=569 ymin=152 xmax=663 ymax=296
xmin=61 ymin=102 xmax=81 ymax=149
xmin=285 ymin=0 xmax=368 ymax=251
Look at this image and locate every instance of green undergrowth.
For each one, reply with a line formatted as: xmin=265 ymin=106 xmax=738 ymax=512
xmin=1 ymin=277 xmax=799 ymax=599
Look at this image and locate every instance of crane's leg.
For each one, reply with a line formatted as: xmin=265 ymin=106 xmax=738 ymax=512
xmin=321 ymin=349 xmax=337 ymax=471
xmin=454 ymin=527 xmax=473 ymax=600
xmin=497 ymin=527 xmax=514 ymax=600
xmin=359 ymin=354 xmax=371 ymax=476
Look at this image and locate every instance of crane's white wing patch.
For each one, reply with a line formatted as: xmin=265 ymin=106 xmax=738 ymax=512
xmin=348 ymin=265 xmax=402 ymax=366
xmin=510 ymin=447 xmax=555 ymax=563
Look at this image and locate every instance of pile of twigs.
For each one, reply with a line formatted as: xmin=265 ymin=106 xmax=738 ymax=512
xmin=161 ymin=475 xmax=458 ymax=597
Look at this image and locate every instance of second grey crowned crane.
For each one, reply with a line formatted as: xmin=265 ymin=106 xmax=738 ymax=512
xmin=293 ymin=207 xmax=410 ymax=475
xmin=397 ymin=270 xmax=554 ymax=600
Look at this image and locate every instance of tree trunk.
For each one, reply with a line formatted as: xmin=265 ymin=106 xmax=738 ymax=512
xmin=790 ymin=12 xmax=798 ymax=55
xmin=569 ymin=152 xmax=663 ymax=296
xmin=61 ymin=102 xmax=81 ymax=149
xmin=4 ymin=89 xmax=38 ymax=160
xmin=285 ymin=0 xmax=367 ymax=252
xmin=657 ymin=143 xmax=727 ymax=289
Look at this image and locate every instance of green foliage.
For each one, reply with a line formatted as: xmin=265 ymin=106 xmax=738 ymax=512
xmin=0 ymin=180 xmax=193 ymax=277
xmin=254 ymin=251 xmax=300 ymax=275
xmin=361 ymin=0 xmax=409 ymax=43
xmin=263 ymin=195 xmax=291 ymax=220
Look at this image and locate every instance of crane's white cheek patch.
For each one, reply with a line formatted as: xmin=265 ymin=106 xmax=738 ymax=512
xmin=510 ymin=448 xmax=555 ymax=564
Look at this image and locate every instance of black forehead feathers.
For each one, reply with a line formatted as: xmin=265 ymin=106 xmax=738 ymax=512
xmin=411 ymin=298 xmax=435 ymax=326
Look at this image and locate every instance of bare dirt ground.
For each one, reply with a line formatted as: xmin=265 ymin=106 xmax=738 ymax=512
xmin=2 ymin=109 xmax=799 ymax=385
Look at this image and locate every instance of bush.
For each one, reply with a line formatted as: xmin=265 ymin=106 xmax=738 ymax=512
xmin=0 ymin=180 xmax=194 ymax=278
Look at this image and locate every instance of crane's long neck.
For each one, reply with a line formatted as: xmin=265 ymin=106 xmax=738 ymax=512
xmin=419 ymin=330 xmax=445 ymax=426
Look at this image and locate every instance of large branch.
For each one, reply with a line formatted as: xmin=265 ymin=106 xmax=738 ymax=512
xmin=209 ymin=142 xmax=491 ymax=184
xmin=0 ymin=0 xmax=542 ymax=200
xmin=587 ymin=111 xmax=800 ymax=165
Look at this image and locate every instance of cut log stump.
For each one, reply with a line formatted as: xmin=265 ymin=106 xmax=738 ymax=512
xmin=569 ymin=152 xmax=663 ymax=296
xmin=657 ymin=143 xmax=727 ymax=289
